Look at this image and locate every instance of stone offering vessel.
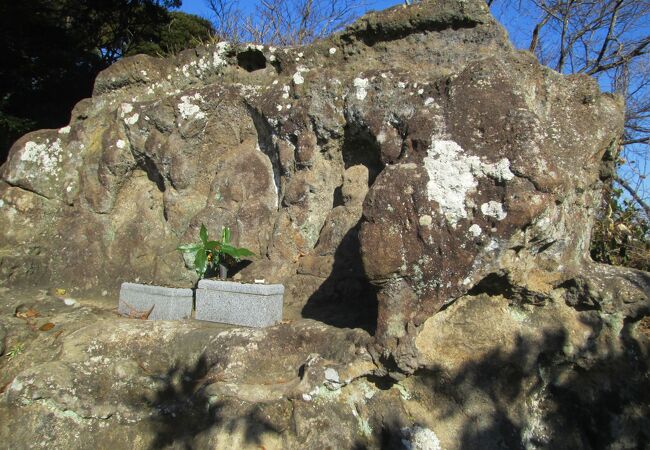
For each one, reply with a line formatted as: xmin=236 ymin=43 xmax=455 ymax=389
xmin=195 ymin=279 xmax=284 ymax=327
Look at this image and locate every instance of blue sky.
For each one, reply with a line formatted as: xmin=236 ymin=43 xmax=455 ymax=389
xmin=179 ymin=0 xmax=405 ymax=19
xmin=178 ymin=0 xmax=538 ymax=53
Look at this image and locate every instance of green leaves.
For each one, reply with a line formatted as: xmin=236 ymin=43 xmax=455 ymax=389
xmin=220 ymin=243 xmax=254 ymax=261
xmin=221 ymin=227 xmax=231 ymax=245
xmin=193 ymin=249 xmax=208 ymax=278
xmin=176 ymin=243 xmax=202 ymax=252
xmin=199 ymin=224 xmax=208 ymax=245
xmin=176 ymin=224 xmax=255 ymax=279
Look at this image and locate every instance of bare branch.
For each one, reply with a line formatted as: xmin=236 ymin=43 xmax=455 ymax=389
xmin=615 ymin=175 xmax=650 ymax=219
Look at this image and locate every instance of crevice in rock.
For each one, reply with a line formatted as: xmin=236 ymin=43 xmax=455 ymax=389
xmin=302 ymin=221 xmax=379 ymax=334
xmin=342 ymin=120 xmax=383 ymax=187
xmin=467 ymin=272 xmax=513 ymax=298
xmin=245 ymin=104 xmax=282 ymax=209
xmin=559 ymin=278 xmax=602 ymax=312
xmin=133 ymin=153 xmax=166 ymax=193
xmin=363 ymin=374 xmax=397 ymax=390
xmin=3 ymin=180 xmax=53 ymax=201
xmin=468 ymin=272 xmax=552 ymax=306
xmin=332 ymin=185 xmax=345 ymax=208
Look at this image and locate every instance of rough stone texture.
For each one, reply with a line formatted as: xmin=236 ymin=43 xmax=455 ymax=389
xmin=0 ymin=0 xmax=520 ymax=319
xmin=0 ymin=0 xmax=648 ymax=448
xmin=0 ymin=276 xmax=647 ymax=449
xmin=195 ymin=280 xmax=284 ymax=327
xmin=118 ymin=282 xmax=193 ymax=320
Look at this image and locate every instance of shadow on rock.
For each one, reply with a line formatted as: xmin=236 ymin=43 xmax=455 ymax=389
xmin=144 ymin=355 xmax=280 ymax=449
xmin=302 ymin=224 xmax=378 ymax=335
xmin=412 ymin=322 xmax=649 ymax=450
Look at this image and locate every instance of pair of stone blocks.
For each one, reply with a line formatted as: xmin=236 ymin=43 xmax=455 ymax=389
xmin=118 ymin=280 xmax=284 ymax=327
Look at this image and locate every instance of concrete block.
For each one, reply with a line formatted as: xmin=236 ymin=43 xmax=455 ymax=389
xmin=195 ymin=279 xmax=284 ymax=327
xmin=119 ymin=282 xmax=193 ymax=320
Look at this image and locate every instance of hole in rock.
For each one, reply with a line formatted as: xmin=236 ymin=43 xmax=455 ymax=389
xmin=137 ymin=155 xmax=166 ymax=192
xmin=342 ymin=122 xmax=383 ymax=186
xmin=302 ymin=220 xmax=378 ymax=335
xmin=332 ymin=185 xmax=345 ymax=208
xmin=237 ymin=49 xmax=267 ymax=72
xmin=467 ymin=272 xmax=513 ymax=298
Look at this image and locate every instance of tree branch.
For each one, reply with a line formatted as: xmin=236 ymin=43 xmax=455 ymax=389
xmin=615 ymin=175 xmax=650 ymax=219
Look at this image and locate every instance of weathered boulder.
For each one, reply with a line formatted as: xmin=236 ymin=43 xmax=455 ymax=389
xmin=0 ymin=0 xmax=517 ymax=313
xmin=0 ymin=1 xmax=648 ymax=447
xmin=358 ymin=54 xmax=623 ymax=371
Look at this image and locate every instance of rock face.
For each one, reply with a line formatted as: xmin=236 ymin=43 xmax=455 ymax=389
xmin=0 ymin=0 xmax=623 ymax=361
xmin=1 ymin=1 xmax=648 ymax=448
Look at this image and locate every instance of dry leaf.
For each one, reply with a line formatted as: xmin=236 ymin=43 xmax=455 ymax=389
xmin=16 ymin=308 xmax=39 ymax=319
xmin=39 ymin=322 xmax=55 ymax=331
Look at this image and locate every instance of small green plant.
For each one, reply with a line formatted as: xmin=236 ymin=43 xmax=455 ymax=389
xmin=6 ymin=343 xmax=24 ymax=360
xmin=177 ymin=224 xmax=254 ymax=279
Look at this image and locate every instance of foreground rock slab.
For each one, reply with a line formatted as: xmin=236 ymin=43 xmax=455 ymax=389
xmin=0 ymin=274 xmax=647 ymax=449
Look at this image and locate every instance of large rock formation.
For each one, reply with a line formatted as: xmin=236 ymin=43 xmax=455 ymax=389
xmin=1 ymin=0 xmax=648 ymax=448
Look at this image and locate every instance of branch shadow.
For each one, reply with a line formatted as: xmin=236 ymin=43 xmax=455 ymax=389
xmin=352 ymin=296 xmax=649 ymax=450
xmin=144 ymin=354 xmax=280 ymax=449
xmin=412 ymin=321 xmax=649 ymax=450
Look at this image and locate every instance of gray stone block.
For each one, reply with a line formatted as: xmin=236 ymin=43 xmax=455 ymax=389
xmin=118 ymin=282 xmax=193 ymax=320
xmin=195 ymin=280 xmax=284 ymax=327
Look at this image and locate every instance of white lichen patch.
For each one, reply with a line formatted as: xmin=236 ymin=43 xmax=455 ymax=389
xmin=212 ymin=42 xmax=230 ymax=69
xmin=469 ymin=224 xmax=482 ymax=237
xmin=178 ymin=93 xmax=206 ymax=121
xmin=124 ymin=113 xmax=139 ymax=125
xmin=0 ymin=199 xmax=4 ymax=208
xmin=119 ymin=103 xmax=139 ymax=125
xmin=292 ymin=66 xmax=309 ymax=85
xmin=485 ymin=238 xmax=499 ymax=252
xmin=353 ymin=77 xmax=369 ymax=100
xmin=424 ymin=139 xmax=514 ymax=227
xmin=119 ymin=103 xmax=133 ymax=116
xmin=58 ymin=126 xmax=71 ymax=134
xmin=424 ymin=140 xmax=480 ymax=226
xmin=419 ymin=215 xmax=433 ymax=227
xmin=480 ymin=158 xmax=515 ymax=181
xmin=481 ymin=201 xmax=507 ymax=220
xmin=20 ymin=139 xmax=63 ymax=177
xmin=324 ymin=368 xmax=340 ymax=383
xmin=116 ymin=140 xmax=126 ymax=149
xmin=401 ymin=426 xmax=442 ymax=450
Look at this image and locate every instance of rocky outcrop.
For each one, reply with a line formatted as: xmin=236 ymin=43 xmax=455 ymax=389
xmin=0 ymin=0 xmax=648 ymax=448
xmin=0 ymin=266 xmax=647 ymax=449
xmin=0 ymin=0 xmax=516 ymax=313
